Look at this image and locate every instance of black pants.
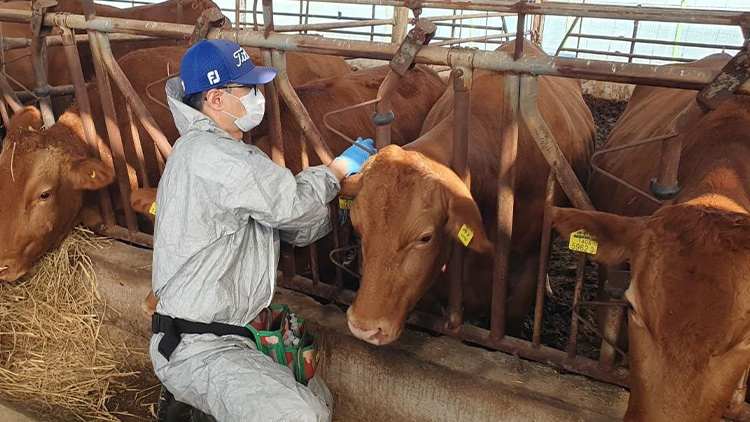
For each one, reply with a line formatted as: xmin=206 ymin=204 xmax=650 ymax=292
xmin=157 ymin=385 xmax=217 ymax=422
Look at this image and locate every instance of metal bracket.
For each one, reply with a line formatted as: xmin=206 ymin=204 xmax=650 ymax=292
xmin=30 ymin=0 xmax=57 ymax=39
xmin=372 ymin=110 xmax=394 ymax=126
xmin=262 ymin=0 xmax=275 ymax=39
xmin=389 ymin=17 xmax=436 ymax=76
xmin=695 ymin=49 xmax=750 ymax=112
xmin=405 ymin=0 xmax=422 ymax=21
xmin=189 ymin=7 xmax=231 ymax=46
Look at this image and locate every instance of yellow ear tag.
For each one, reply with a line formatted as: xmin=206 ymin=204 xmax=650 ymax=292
xmin=568 ymin=229 xmax=598 ymax=255
xmin=27 ymin=126 xmax=36 ymax=132
xmin=457 ymin=224 xmax=474 ymax=247
xmin=339 ymin=196 xmax=354 ymax=210
xmin=90 ymin=170 xmax=96 ymax=179
xmin=149 ymin=202 xmax=156 ymax=216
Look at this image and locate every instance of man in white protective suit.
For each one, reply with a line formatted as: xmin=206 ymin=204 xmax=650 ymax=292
xmin=149 ymin=39 xmax=374 ymax=422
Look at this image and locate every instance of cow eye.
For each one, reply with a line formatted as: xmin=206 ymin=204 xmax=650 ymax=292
xmin=418 ymin=234 xmax=433 ymax=244
xmin=39 ymin=191 xmax=51 ymax=200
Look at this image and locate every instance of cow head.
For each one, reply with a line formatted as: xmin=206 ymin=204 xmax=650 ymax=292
xmin=553 ymin=203 xmax=750 ymax=422
xmin=0 ymin=107 xmax=114 ymax=282
xmin=345 ymin=145 xmax=492 ymax=345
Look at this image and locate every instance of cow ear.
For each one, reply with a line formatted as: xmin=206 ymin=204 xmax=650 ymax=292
xmin=66 ymin=157 xmax=115 ymax=190
xmin=131 ymin=188 xmax=158 ymax=216
xmin=6 ymin=106 xmax=43 ymax=133
xmin=442 ymin=178 xmax=492 ymax=255
xmin=552 ymin=207 xmax=647 ymax=266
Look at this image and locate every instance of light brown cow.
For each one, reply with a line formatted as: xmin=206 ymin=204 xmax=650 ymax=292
xmin=133 ymin=63 xmax=448 ymax=316
xmin=0 ymin=46 xmax=351 ymax=281
xmin=0 ymin=106 xmax=114 ymax=281
xmin=343 ymin=39 xmax=594 ymax=345
xmin=0 ymin=0 xmax=219 ymax=91
xmin=553 ymin=53 xmax=750 ymax=422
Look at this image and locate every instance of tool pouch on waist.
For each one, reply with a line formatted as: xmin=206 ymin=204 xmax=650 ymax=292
xmin=245 ymin=304 xmax=319 ymax=385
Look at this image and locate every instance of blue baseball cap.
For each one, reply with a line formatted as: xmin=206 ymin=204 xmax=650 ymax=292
xmin=180 ymin=39 xmax=278 ymax=95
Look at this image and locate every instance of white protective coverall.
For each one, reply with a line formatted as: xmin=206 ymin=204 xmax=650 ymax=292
xmin=149 ymin=78 xmax=337 ymax=422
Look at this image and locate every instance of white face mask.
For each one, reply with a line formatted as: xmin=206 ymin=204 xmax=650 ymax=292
xmin=222 ymin=89 xmax=265 ymax=132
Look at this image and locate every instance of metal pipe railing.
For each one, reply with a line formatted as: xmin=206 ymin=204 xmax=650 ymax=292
xmin=0 ymin=10 xmax=731 ymax=94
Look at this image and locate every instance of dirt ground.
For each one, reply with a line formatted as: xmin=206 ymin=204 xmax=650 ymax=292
xmin=517 ymin=95 xmax=629 ymax=360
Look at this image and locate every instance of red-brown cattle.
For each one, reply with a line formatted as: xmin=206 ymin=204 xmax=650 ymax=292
xmin=0 ymin=106 xmax=114 ymax=281
xmin=132 ymin=64 xmax=448 ymax=315
xmin=553 ymin=53 xmax=750 ymax=422
xmin=343 ymin=39 xmax=594 ymax=345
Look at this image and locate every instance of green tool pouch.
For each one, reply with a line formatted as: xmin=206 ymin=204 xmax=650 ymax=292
xmin=246 ymin=304 xmax=319 ymax=385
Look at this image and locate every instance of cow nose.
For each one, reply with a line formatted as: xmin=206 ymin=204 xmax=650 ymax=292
xmin=348 ymin=320 xmax=385 ymax=344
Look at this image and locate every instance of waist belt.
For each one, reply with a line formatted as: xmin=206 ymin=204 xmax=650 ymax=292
xmin=152 ymin=313 xmax=256 ymax=361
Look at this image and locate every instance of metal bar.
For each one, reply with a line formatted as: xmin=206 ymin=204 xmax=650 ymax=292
xmin=446 ymin=60 xmax=473 ymax=332
xmin=519 ymin=75 xmax=593 ymax=211
xmin=598 ymin=296 xmax=625 ymax=369
xmin=0 ymin=20 xmax=9 ymax=127
xmin=278 ymin=271 xmax=629 ymax=386
xmin=566 ymin=253 xmax=586 ymax=357
xmin=0 ymin=72 xmax=22 ymax=112
xmin=0 ymin=11 xmax=734 ymax=94
xmin=392 ymin=7 xmax=408 ymax=43
xmin=533 ymin=171 xmax=556 ymax=347
xmin=98 ymin=224 xmax=153 ymax=247
xmin=95 ymin=32 xmax=172 ymax=159
xmin=271 ymin=49 xmax=335 ymax=165
xmin=263 ymin=48 xmax=296 ymax=280
xmin=15 ymin=84 xmax=74 ymax=101
xmin=559 ymin=47 xmax=696 ymax=63
xmin=431 ymin=31 xmax=517 ymax=47
xmin=60 ymin=25 xmax=115 ymax=229
xmin=268 ymin=0 xmax=749 ymax=26
xmin=628 ymin=20 xmax=639 ymax=64
xmin=29 ymin=0 xmax=54 ymax=128
xmin=82 ymin=0 xmax=138 ymax=233
xmin=554 ymin=16 xmax=579 ymax=57
xmin=532 ymin=0 xmax=544 ymax=44
xmin=374 ymin=70 xmax=400 ymax=149
xmin=568 ymin=31 xmax=742 ymax=52
xmin=2 ymin=33 xmax=162 ymax=51
xmin=125 ymin=102 xmax=150 ymax=189
xmin=273 ymin=18 xmax=395 ymax=33
xmin=490 ymin=73 xmax=519 ymax=342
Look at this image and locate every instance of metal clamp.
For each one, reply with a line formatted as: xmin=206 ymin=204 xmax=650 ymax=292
xmin=30 ymin=0 xmax=58 ymax=39
xmin=371 ymin=110 xmax=394 ymax=126
xmin=189 ymin=7 xmax=231 ymax=46
xmin=695 ymin=49 xmax=750 ymax=112
xmin=389 ymin=17 xmax=436 ymax=76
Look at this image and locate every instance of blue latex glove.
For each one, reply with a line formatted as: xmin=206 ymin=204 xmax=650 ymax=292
xmin=336 ymin=137 xmax=376 ymax=177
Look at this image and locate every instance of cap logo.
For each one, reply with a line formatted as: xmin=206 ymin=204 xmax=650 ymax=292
xmin=233 ymin=48 xmax=250 ymax=68
xmin=207 ymin=70 xmax=221 ymax=84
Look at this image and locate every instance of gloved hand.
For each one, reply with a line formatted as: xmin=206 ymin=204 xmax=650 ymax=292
xmin=334 ymin=137 xmax=376 ymax=177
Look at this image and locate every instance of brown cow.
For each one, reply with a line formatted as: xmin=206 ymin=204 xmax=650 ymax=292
xmin=133 ymin=64 xmax=448 ymax=316
xmin=553 ymin=53 xmax=750 ymax=422
xmin=0 ymin=46 xmax=351 ymax=281
xmin=0 ymin=106 xmax=114 ymax=281
xmin=343 ymin=39 xmax=594 ymax=345
xmin=0 ymin=0 xmax=219 ymax=91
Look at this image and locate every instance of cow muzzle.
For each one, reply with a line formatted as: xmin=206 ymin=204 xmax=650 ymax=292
xmin=0 ymin=264 xmax=24 ymax=282
xmin=346 ymin=310 xmax=403 ymax=346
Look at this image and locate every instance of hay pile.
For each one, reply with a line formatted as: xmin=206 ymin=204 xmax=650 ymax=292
xmin=0 ymin=227 xmax=157 ymax=421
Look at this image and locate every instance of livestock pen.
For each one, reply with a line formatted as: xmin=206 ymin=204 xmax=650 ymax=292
xmin=0 ymin=0 xmax=749 ymax=420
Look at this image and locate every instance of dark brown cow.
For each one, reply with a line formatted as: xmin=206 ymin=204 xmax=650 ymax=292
xmin=133 ymin=63 xmax=448 ymax=315
xmin=0 ymin=106 xmax=114 ymax=281
xmin=553 ymin=53 xmax=750 ymax=422
xmin=343 ymin=39 xmax=594 ymax=345
xmin=0 ymin=0 xmax=219 ymax=91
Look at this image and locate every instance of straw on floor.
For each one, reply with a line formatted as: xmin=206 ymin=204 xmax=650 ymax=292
xmin=0 ymin=227 xmax=157 ymax=421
